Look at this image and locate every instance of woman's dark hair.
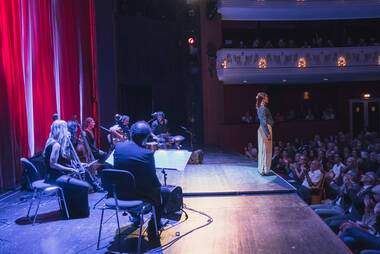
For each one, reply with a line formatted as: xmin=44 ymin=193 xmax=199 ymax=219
xmin=84 ymin=117 xmax=94 ymax=128
xmin=256 ymin=92 xmax=268 ymax=110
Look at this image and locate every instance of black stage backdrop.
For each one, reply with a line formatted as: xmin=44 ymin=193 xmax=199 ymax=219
xmin=111 ymin=1 xmax=204 ymax=147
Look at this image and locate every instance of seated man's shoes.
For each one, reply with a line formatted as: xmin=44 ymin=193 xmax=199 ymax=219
xmin=129 ymin=215 xmax=141 ymax=227
xmin=147 ymin=218 xmax=161 ymax=241
xmin=92 ymin=182 xmax=104 ymax=192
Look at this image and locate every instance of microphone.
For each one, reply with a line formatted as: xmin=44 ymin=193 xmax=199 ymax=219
xmin=151 ymin=111 xmax=164 ymax=118
xmin=180 ymin=126 xmax=193 ymax=135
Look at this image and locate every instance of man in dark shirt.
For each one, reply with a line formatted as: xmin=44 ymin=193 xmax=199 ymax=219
xmin=114 ymin=121 xmax=162 ymax=239
xmin=151 ymin=112 xmax=168 ymax=136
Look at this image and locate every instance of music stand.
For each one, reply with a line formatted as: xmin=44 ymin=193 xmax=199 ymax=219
xmin=105 ymin=149 xmax=192 ymax=186
xmin=154 ymin=150 xmax=192 ymax=186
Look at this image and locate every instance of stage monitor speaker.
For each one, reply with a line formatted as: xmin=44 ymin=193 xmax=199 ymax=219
xmin=161 ymin=185 xmax=183 ymax=215
xmin=56 ymin=175 xmax=90 ymax=218
xmin=188 ymin=149 xmax=204 ymax=164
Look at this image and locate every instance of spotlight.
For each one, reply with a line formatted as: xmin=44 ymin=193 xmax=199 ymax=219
xmin=188 ymin=37 xmax=196 ymax=45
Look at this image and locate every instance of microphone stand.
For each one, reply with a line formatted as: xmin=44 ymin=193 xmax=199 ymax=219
xmin=181 ymin=126 xmax=194 ymax=151
xmin=147 ymin=118 xmax=155 ymax=124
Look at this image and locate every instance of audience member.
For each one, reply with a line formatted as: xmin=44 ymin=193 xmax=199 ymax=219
xmin=324 ymin=171 xmax=377 ymax=233
xmin=305 ymin=109 xmax=315 ymax=121
xmin=295 ymin=159 xmax=324 ymax=204
xmin=339 ymin=185 xmax=380 ymax=252
xmin=263 ymin=40 xmax=273 ymax=48
xmin=241 ymin=111 xmax=253 ymax=123
xmin=244 ymin=142 xmax=258 ymax=161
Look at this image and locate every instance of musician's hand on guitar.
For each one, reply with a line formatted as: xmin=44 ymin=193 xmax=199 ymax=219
xmin=65 ymin=167 xmax=77 ymax=174
xmin=151 ymin=133 xmax=159 ymax=141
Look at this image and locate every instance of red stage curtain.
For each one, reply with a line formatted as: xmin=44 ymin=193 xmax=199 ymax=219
xmin=31 ymin=0 xmax=58 ymax=153
xmin=0 ymin=0 xmax=98 ymax=192
xmin=0 ymin=0 xmax=30 ymax=190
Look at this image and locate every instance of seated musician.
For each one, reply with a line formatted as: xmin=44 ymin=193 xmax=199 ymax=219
xmin=108 ymin=114 xmax=130 ymax=146
xmin=45 ymin=120 xmax=102 ymax=192
xmin=151 ymin=112 xmax=170 ymax=148
xmin=83 ymin=117 xmax=106 ymax=162
xmin=114 ymin=121 xmax=162 ymax=240
xmin=67 ymin=119 xmax=79 ymax=147
xmin=44 ymin=120 xmax=77 ymax=183
xmin=151 ymin=112 xmax=168 ymax=136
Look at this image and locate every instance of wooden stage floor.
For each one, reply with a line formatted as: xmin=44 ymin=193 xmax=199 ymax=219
xmin=157 ymin=147 xmax=295 ymax=195
xmin=0 ymin=148 xmax=350 ymax=254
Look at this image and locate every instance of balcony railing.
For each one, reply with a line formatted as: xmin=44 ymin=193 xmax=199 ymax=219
xmin=216 ymin=46 xmax=380 ymax=84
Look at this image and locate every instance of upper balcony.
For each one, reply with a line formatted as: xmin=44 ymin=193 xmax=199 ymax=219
xmin=218 ymin=0 xmax=380 ymax=21
xmin=216 ymin=46 xmax=380 ymax=84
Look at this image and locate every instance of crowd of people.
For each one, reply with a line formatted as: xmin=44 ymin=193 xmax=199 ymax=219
xmin=241 ymin=105 xmax=336 ymax=124
xmin=226 ymin=34 xmax=380 ymax=49
xmin=244 ymin=129 xmax=380 ymax=253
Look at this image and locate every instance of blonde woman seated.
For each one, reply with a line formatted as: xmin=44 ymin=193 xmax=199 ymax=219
xmin=44 ymin=120 xmax=77 ymax=183
xmin=44 ymin=120 xmax=101 ymax=192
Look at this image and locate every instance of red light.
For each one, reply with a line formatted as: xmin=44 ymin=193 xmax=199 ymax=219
xmin=188 ymin=37 xmax=195 ymax=45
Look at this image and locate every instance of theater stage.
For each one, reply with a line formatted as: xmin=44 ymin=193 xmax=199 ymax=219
xmin=157 ymin=147 xmax=295 ymax=195
xmin=0 ymin=147 xmax=350 ymax=254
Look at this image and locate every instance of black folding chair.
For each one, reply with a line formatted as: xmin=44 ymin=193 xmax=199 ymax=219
xmin=20 ymin=158 xmax=69 ymax=225
xmin=97 ymin=169 xmax=158 ymax=253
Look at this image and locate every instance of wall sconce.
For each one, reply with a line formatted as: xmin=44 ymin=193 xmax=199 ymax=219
xmin=378 ymin=56 xmax=380 ymax=65
xmin=297 ymin=57 xmax=307 ymax=68
xmin=363 ymin=93 xmax=371 ymax=99
xmin=337 ymin=56 xmax=346 ymax=67
xmin=258 ymin=58 xmax=267 ymax=69
xmin=222 ymin=60 xmax=227 ymax=69
xmin=303 ymin=91 xmax=310 ymax=100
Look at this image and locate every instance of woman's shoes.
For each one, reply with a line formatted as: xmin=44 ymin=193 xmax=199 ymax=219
xmin=259 ymin=170 xmax=275 ymax=176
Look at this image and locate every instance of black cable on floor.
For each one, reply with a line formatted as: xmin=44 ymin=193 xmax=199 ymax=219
xmin=151 ymin=203 xmax=213 ymax=252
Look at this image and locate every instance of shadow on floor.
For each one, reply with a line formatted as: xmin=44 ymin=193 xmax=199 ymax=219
xmin=15 ymin=210 xmax=67 ymax=225
xmin=100 ymin=224 xmax=162 ymax=253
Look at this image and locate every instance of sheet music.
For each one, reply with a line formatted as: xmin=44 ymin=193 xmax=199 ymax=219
xmin=105 ymin=150 xmax=115 ymax=166
xmin=154 ymin=149 xmax=192 ymax=171
xmin=105 ymin=149 xmax=192 ymax=171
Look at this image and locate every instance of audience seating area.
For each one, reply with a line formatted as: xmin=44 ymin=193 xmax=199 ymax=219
xmin=244 ymin=129 xmax=380 ymax=253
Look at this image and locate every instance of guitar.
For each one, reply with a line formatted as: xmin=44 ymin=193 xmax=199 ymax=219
xmin=100 ymin=126 xmax=128 ymax=144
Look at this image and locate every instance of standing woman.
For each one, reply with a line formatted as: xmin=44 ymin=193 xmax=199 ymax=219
xmin=256 ymin=92 xmax=274 ymax=175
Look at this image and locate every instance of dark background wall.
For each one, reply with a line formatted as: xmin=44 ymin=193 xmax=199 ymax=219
xmin=95 ymin=0 xmax=204 ymax=149
xmin=115 ymin=15 xmax=184 ymax=124
xmin=223 ymin=82 xmax=380 ymax=125
xmin=95 ymin=0 xmax=118 ymax=147
xmin=200 ymin=0 xmax=223 ymax=145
